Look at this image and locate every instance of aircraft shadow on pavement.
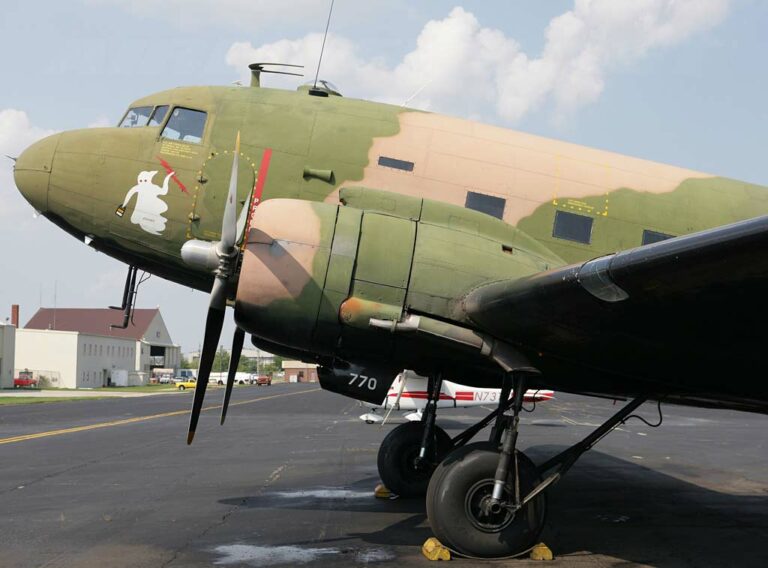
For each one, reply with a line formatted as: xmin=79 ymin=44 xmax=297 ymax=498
xmin=528 ymin=445 xmax=768 ymax=568
xmin=221 ymin=446 xmax=768 ymax=566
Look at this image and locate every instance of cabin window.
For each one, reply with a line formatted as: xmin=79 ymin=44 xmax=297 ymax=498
xmin=118 ymin=106 xmax=153 ymax=128
xmin=378 ymin=156 xmax=414 ymax=172
xmin=642 ymin=229 xmax=674 ymax=245
xmin=161 ymin=108 xmax=207 ymax=143
xmin=465 ymin=191 xmax=506 ymax=220
xmin=148 ymin=105 xmax=169 ymax=127
xmin=553 ymin=210 xmax=593 ymax=244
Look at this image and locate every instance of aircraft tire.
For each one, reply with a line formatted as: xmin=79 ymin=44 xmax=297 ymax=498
xmin=377 ymin=422 xmax=452 ymax=497
xmin=426 ymin=446 xmax=546 ymax=558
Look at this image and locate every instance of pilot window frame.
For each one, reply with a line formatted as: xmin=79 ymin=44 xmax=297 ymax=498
xmin=552 ymin=210 xmax=594 ymax=244
xmin=160 ymin=107 xmax=208 ymax=144
xmin=118 ymin=106 xmax=154 ymax=128
xmin=148 ymin=105 xmax=170 ymax=127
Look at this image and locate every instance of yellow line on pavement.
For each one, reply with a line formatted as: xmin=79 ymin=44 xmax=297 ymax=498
xmin=0 ymin=388 xmax=320 ymax=446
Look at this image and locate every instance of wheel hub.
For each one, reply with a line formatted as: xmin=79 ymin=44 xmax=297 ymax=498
xmin=465 ymin=479 xmax=516 ymax=533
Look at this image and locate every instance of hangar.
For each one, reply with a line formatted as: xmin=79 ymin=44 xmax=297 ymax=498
xmin=15 ymin=308 xmax=180 ymax=388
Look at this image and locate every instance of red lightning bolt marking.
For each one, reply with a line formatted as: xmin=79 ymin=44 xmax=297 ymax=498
xmin=156 ymin=156 xmax=188 ymax=194
xmin=241 ymin=148 xmax=273 ymax=251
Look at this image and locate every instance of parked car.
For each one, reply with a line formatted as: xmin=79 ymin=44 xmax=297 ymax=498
xmin=255 ymin=375 xmax=272 ymax=386
xmin=176 ymin=379 xmax=197 ymax=391
xmin=157 ymin=375 xmax=172 ymax=384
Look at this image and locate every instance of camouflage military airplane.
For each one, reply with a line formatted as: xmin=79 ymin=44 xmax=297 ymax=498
xmin=13 ymin=62 xmax=768 ymax=558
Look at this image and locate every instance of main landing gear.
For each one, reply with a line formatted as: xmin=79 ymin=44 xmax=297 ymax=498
xmin=374 ymin=364 xmax=650 ymax=558
xmin=377 ymin=373 xmax=452 ymax=496
xmin=427 ymin=370 xmax=546 ymax=557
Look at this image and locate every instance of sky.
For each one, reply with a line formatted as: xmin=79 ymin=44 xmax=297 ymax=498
xmin=1 ymin=0 xmax=767 ymax=354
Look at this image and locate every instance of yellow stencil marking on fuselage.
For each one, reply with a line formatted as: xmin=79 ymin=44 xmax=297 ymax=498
xmin=160 ymin=140 xmax=198 ymax=159
xmin=0 ymin=388 xmax=319 ymax=446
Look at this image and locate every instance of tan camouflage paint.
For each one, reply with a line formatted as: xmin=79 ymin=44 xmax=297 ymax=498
xmin=236 ymin=199 xmax=323 ymax=307
xmin=329 ymin=112 xmax=710 ymax=226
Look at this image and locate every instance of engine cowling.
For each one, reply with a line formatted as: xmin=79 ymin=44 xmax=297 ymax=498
xmin=234 ymin=190 xmax=559 ymax=402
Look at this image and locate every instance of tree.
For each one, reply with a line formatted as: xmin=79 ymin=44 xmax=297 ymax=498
xmin=180 ymin=354 xmax=196 ymax=369
xmin=212 ymin=346 xmax=230 ymax=375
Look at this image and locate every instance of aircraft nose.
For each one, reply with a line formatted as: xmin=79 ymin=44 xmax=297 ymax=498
xmin=14 ymin=132 xmax=61 ymax=212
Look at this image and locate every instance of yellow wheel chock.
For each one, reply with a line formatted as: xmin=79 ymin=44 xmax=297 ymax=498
xmin=422 ymin=537 xmax=451 ymax=561
xmin=530 ymin=542 xmax=554 ymax=561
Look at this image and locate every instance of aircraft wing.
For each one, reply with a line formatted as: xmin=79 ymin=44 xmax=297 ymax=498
xmin=462 ymin=214 xmax=768 ymax=412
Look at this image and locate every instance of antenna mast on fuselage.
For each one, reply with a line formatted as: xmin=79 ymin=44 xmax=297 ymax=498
xmin=311 ymin=0 xmax=335 ymax=95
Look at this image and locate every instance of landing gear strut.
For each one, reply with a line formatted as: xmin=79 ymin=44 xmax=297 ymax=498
xmin=426 ymin=363 xmax=651 ymax=558
xmin=427 ymin=370 xmax=546 ymax=558
xmin=377 ymin=372 xmax=451 ymax=497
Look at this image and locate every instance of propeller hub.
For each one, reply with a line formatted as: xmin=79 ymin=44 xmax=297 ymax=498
xmin=181 ymin=239 xmax=220 ymax=272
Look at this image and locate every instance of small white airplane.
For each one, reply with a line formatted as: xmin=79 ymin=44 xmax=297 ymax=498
xmin=360 ymin=371 xmax=554 ymax=424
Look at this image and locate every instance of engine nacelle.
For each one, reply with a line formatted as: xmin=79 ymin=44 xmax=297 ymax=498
xmin=235 ymin=190 xmax=558 ymax=402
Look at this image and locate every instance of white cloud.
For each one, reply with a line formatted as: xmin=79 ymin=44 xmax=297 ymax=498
xmin=0 ymin=109 xmax=57 ymax=220
xmin=227 ymin=1 xmax=730 ymax=123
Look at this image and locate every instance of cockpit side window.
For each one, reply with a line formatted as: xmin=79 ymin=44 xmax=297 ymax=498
xmin=118 ymin=106 xmax=153 ymax=128
xmin=161 ymin=108 xmax=207 ymax=144
xmin=148 ymin=105 xmax=169 ymax=127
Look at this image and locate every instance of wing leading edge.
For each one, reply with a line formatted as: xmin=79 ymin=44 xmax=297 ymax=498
xmin=463 ymin=214 xmax=768 ymax=413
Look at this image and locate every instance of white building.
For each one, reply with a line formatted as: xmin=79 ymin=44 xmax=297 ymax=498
xmin=16 ymin=308 xmax=181 ymax=389
xmin=0 ymin=322 xmax=15 ymax=389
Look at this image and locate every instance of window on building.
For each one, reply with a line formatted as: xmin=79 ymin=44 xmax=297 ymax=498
xmin=161 ymin=108 xmax=207 ymax=143
xmin=642 ymin=229 xmax=674 ymax=245
xmin=465 ymin=191 xmax=506 ymax=220
xmin=83 ymin=344 xmax=86 ymax=354
xmin=553 ymin=210 xmax=593 ymax=244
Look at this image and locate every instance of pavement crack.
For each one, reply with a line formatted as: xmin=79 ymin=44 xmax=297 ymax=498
xmin=161 ymin=462 xmax=291 ymax=567
xmin=0 ymin=437 xmax=171 ymax=497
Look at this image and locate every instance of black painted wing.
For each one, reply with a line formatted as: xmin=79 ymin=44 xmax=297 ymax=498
xmin=463 ymin=215 xmax=768 ymax=413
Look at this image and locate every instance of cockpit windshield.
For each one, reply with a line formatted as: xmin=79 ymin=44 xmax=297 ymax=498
xmin=119 ymin=106 xmax=153 ymax=128
xmin=161 ymin=108 xmax=207 ymax=144
xmin=148 ymin=105 xmax=169 ymax=126
xmin=118 ymin=105 xmax=169 ymax=128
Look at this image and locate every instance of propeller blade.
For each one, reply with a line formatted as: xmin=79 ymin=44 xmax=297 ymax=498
xmin=219 ymin=132 xmax=240 ymax=252
xmin=221 ymin=327 xmax=245 ymax=425
xmin=235 ymin=187 xmax=254 ymax=245
xmin=209 ymin=273 xmax=229 ymax=312
xmin=187 ymin=305 xmax=226 ymax=444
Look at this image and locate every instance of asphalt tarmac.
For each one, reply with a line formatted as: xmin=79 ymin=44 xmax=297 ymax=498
xmin=0 ymin=384 xmax=766 ymax=567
